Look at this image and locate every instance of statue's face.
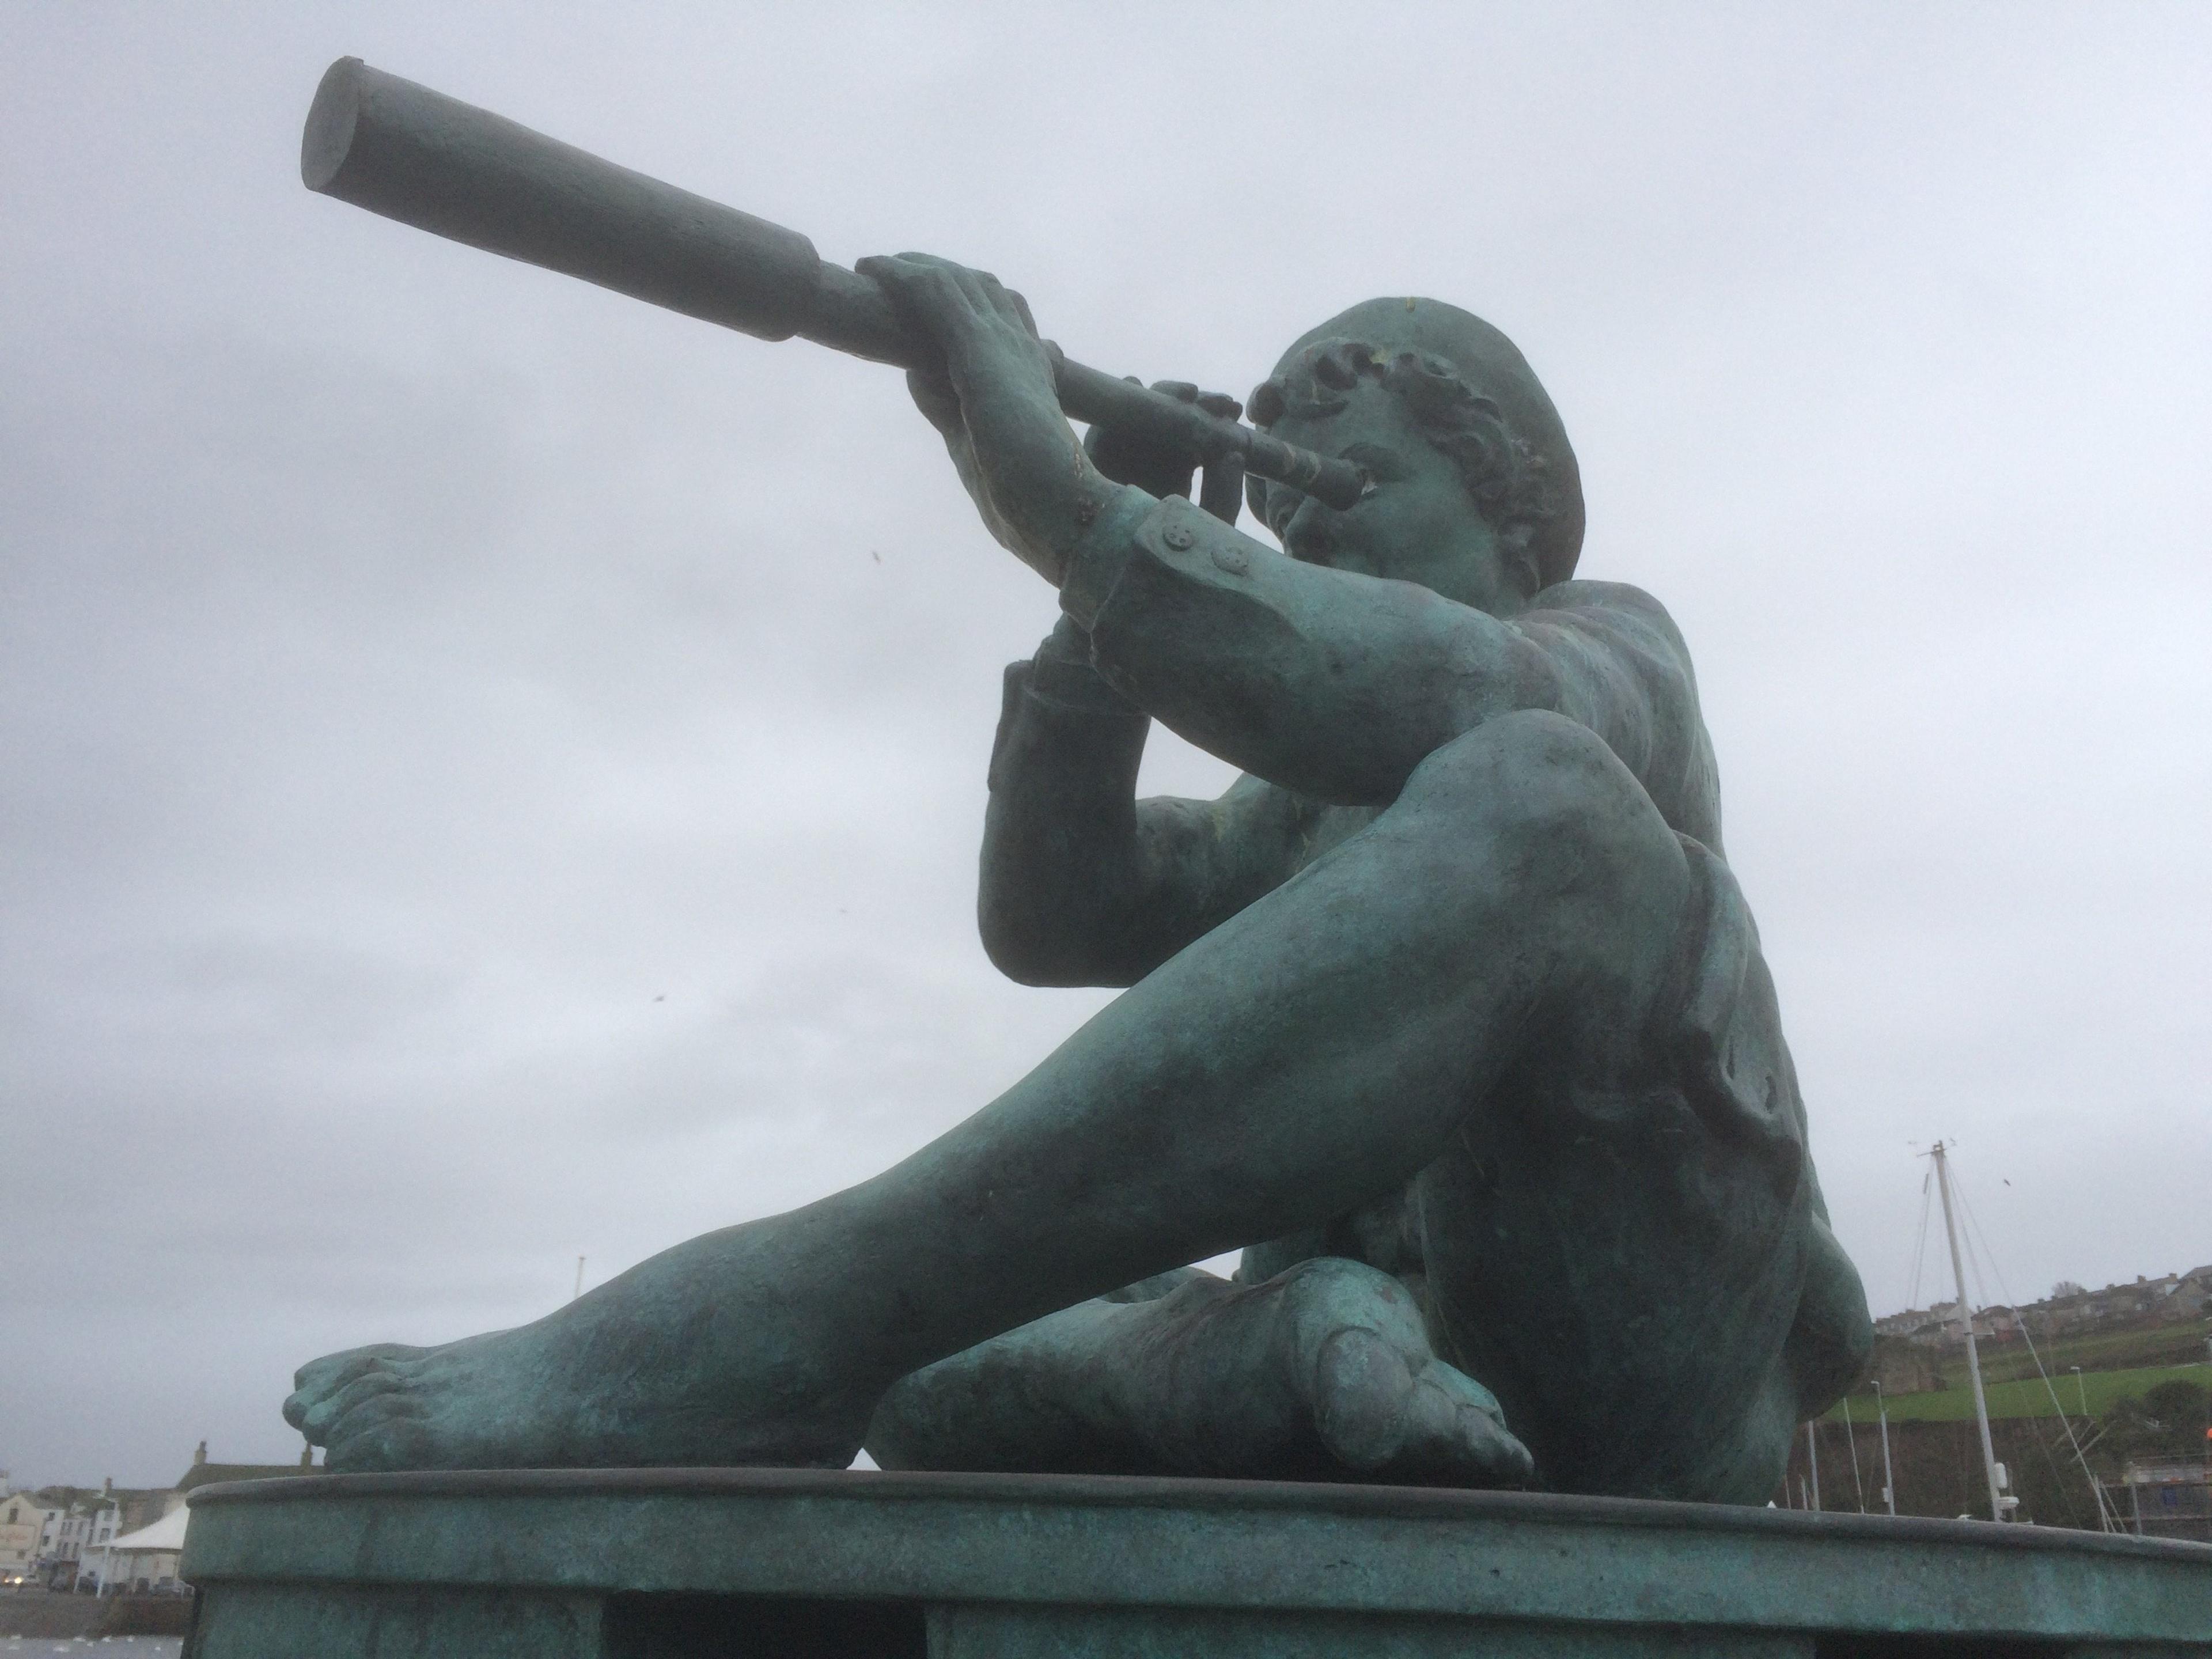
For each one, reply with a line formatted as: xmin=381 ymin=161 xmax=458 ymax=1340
xmin=1259 ymin=374 xmax=1527 ymax=616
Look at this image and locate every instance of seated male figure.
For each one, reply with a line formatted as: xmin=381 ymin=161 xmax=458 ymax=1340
xmin=285 ymin=259 xmax=1871 ymax=1502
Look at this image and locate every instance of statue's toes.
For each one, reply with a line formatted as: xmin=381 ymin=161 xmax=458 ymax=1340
xmin=1311 ymin=1325 xmax=1422 ymax=1474
xmin=1418 ymin=1359 xmax=1532 ymax=1484
xmin=1435 ymin=1398 xmax=1535 ymax=1486
xmin=292 ymin=1342 xmax=423 ymax=1397
xmin=324 ymin=1396 xmax=434 ymax=1472
xmin=1313 ymin=1330 xmax=1534 ymax=1487
xmin=1423 ymin=1355 xmax=1509 ymax=1427
xmin=1380 ymin=1362 xmax=1521 ymax=1495
xmin=286 ymin=1346 xmax=422 ymax=1435
xmin=300 ymin=1369 xmax=410 ymax=1441
xmin=1391 ymin=1361 xmax=1533 ymax=1487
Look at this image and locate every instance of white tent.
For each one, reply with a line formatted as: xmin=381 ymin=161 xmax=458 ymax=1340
xmin=90 ymin=1503 xmax=188 ymax=1592
xmin=105 ymin=1506 xmax=188 ymax=1553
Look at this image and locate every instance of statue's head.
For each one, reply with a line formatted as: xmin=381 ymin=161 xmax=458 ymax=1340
xmin=1247 ymin=299 xmax=1582 ymax=613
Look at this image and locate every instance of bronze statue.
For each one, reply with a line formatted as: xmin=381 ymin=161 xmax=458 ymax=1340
xmin=284 ymin=63 xmax=1870 ymax=1502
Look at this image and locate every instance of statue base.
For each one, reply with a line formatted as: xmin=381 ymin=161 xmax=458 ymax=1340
xmin=181 ymin=1467 xmax=2212 ymax=1657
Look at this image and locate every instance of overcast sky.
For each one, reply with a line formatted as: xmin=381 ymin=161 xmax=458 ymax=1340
xmin=4 ymin=3 xmax=2208 ymax=1490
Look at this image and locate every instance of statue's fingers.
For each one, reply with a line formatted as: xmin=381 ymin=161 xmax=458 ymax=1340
xmin=859 ymin=253 xmax=959 ymax=319
xmin=1195 ymin=390 xmax=1244 ymax=421
xmin=964 ymin=267 xmax=1035 ymax=336
xmin=855 ymin=253 xmax=921 ymax=316
xmin=941 ymin=263 xmax=998 ymax=311
xmin=1150 ymin=380 xmax=1198 ymax=403
xmin=904 ymin=366 xmax=963 ymax=434
xmin=1198 ymin=453 xmax=1245 ymax=525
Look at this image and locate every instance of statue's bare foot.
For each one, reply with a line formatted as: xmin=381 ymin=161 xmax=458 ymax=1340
xmin=283 ymin=1255 xmax=871 ymax=1472
xmin=869 ymin=1256 xmax=1533 ymax=1487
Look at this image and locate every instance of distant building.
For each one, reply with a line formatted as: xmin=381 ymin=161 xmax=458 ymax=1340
xmin=24 ymin=1442 xmax=315 ymax=1592
xmin=1880 ymin=1260 xmax=2212 ymax=1354
xmin=0 ymin=1491 xmax=59 ymax=1582
xmin=2103 ymin=1459 xmax=2212 ymax=1543
xmin=67 ymin=1476 xmax=184 ymax=1543
xmin=2173 ymin=1267 xmax=2212 ymax=1316
xmin=171 ymin=1438 xmax=313 ymax=1499
xmin=1873 ymin=1306 xmax=1938 ymax=1338
xmin=31 ymin=1491 xmax=123 ymax=1588
xmin=74 ymin=1441 xmax=313 ymax=1593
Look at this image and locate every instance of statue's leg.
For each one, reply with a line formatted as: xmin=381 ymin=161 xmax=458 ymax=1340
xmin=286 ymin=710 xmax=1691 ymax=1472
xmin=863 ymin=1257 xmax=1532 ymax=1486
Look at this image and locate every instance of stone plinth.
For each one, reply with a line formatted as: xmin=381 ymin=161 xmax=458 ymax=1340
xmin=180 ymin=1468 xmax=2212 ymax=1657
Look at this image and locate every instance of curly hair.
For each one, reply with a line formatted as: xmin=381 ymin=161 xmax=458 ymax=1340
xmin=1245 ymin=339 xmax=1564 ymax=558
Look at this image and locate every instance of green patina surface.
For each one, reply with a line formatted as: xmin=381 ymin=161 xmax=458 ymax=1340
xmin=283 ymin=62 xmax=1876 ymax=1511
xmin=180 ymin=1470 xmax=2212 ymax=1658
xmin=164 ymin=51 xmax=2207 ymax=1659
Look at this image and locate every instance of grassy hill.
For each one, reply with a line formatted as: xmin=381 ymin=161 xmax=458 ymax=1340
xmin=1800 ymin=1313 xmax=2209 ymax=1524
xmin=1825 ymin=1359 xmax=2212 ymax=1423
xmin=1967 ymin=1324 xmax=2212 ymax=1387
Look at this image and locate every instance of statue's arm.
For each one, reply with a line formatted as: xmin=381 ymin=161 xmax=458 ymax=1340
xmin=1066 ymin=491 xmax=1694 ymax=808
xmin=979 ymin=623 xmax=1295 ymax=988
xmin=850 ymin=254 xmax=1696 ymax=809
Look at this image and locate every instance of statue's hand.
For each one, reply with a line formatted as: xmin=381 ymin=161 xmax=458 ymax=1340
xmin=1086 ymin=381 xmax=1245 ymax=524
xmin=896 ymin=353 xmax=1026 ymax=559
xmin=860 ymin=253 xmax=1108 ymax=585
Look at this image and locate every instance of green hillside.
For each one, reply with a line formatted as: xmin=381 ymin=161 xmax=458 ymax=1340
xmin=1967 ymin=1325 xmax=2212 ymax=1387
xmin=1825 ymin=1360 xmax=2212 ymax=1423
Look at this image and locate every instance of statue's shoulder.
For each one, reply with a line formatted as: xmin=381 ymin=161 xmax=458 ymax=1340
xmin=1528 ymin=576 xmax=1673 ymax=620
xmin=1522 ymin=579 xmax=1694 ymax=667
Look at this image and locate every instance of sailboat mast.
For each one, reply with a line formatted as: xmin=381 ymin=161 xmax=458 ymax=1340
xmin=1875 ymin=1380 xmax=1897 ymax=1516
xmin=1932 ymin=1141 xmax=2006 ymax=1521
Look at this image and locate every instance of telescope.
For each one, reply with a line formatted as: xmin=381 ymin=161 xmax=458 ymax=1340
xmin=301 ymin=58 xmax=1370 ymax=513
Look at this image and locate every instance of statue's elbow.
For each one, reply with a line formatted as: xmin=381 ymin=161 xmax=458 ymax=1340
xmin=979 ymin=885 xmax=1142 ymax=987
xmin=978 ymin=892 xmax=1081 ymax=987
xmin=980 ymin=927 xmax=1055 ymax=988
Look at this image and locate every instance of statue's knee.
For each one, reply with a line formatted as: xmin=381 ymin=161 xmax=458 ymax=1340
xmin=1787 ymin=1223 xmax=1875 ymax=1412
xmin=1401 ymin=713 xmax=1675 ymax=910
xmin=1404 ymin=711 xmax=1615 ymax=815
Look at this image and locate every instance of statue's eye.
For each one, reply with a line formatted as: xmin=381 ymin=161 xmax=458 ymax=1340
xmin=1340 ymin=443 xmax=1407 ymax=483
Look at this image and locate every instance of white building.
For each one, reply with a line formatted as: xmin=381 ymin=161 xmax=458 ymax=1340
xmin=37 ymin=1495 xmax=122 ymax=1586
xmin=0 ymin=1492 xmax=58 ymax=1582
